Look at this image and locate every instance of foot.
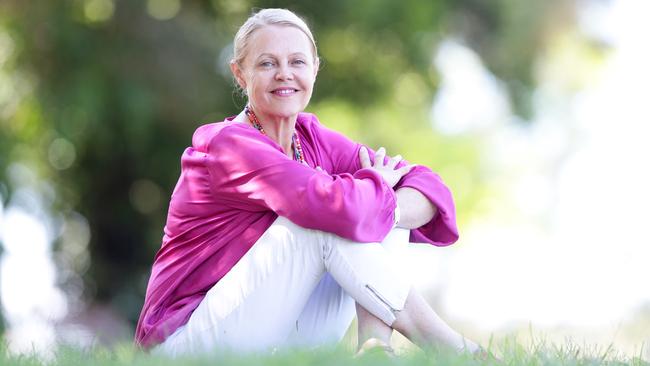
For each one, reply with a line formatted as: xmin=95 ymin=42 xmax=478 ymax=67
xmin=473 ymin=346 xmax=502 ymax=363
xmin=354 ymin=338 xmax=396 ymax=358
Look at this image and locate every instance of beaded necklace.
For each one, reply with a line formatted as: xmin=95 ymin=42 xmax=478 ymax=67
xmin=244 ymin=105 xmax=306 ymax=165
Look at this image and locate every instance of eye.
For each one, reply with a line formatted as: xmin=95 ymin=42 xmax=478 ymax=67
xmin=292 ymin=59 xmax=306 ymax=65
xmin=259 ymin=60 xmax=275 ymax=67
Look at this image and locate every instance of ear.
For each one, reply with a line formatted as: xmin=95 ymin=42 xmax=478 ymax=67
xmin=230 ymin=61 xmax=247 ymax=89
xmin=313 ymin=57 xmax=320 ymax=78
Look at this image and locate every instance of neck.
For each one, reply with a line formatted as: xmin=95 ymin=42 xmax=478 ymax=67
xmin=247 ymin=107 xmax=297 ymax=157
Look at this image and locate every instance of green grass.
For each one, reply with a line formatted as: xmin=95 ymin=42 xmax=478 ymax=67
xmin=1 ymin=339 xmax=648 ymax=366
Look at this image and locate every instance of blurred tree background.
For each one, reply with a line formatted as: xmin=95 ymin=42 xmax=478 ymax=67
xmin=0 ymin=0 xmax=582 ymax=349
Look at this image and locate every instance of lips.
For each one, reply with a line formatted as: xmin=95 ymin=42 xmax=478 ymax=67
xmin=271 ymin=87 xmax=299 ymax=96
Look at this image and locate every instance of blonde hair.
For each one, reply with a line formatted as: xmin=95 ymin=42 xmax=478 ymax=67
xmin=231 ymin=8 xmax=318 ymax=67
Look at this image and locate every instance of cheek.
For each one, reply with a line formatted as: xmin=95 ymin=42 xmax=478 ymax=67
xmin=246 ymin=75 xmax=262 ymax=94
xmin=301 ymin=72 xmax=316 ymax=91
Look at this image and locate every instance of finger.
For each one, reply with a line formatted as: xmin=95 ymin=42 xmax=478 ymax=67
xmin=397 ymin=164 xmax=417 ymax=176
xmin=359 ymin=147 xmax=371 ymax=168
xmin=387 ymin=154 xmax=402 ymax=170
xmin=374 ymin=147 xmax=386 ymax=168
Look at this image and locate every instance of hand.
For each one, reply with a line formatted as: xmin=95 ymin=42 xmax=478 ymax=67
xmin=359 ymin=146 xmax=415 ymax=188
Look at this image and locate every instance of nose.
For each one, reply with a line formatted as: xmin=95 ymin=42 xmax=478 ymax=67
xmin=274 ymin=63 xmax=294 ymax=81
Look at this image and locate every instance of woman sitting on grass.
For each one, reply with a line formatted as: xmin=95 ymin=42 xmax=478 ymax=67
xmin=135 ymin=8 xmax=482 ymax=357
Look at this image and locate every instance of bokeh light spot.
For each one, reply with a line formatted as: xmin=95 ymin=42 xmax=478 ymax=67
xmin=0 ymin=30 xmax=15 ymax=66
xmin=212 ymin=0 xmax=249 ymax=15
xmin=60 ymin=212 xmax=92 ymax=274
xmin=48 ymin=138 xmax=76 ymax=170
xmin=394 ymin=72 xmax=428 ymax=107
xmin=83 ymin=0 xmax=114 ymax=23
xmin=146 ymin=0 xmax=181 ymax=21
xmin=129 ymin=179 xmax=163 ymax=214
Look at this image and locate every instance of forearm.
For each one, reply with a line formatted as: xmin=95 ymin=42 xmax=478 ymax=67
xmin=395 ymin=187 xmax=438 ymax=229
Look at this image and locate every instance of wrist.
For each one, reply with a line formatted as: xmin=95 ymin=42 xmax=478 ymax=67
xmin=393 ymin=202 xmax=401 ymax=228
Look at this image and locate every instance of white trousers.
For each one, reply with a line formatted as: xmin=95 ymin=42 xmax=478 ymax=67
xmin=154 ymin=216 xmax=412 ymax=356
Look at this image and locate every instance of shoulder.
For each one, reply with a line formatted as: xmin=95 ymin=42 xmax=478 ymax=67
xmin=296 ymin=112 xmax=344 ymax=141
xmin=298 ymin=112 xmax=358 ymax=148
xmin=296 ymin=112 xmax=324 ymax=133
xmin=191 ymin=119 xmax=272 ymax=153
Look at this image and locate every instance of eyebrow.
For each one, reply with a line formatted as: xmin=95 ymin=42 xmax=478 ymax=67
xmin=255 ymin=52 xmax=308 ymax=60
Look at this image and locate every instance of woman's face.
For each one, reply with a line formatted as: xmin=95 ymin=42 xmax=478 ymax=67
xmin=231 ymin=25 xmax=318 ymax=120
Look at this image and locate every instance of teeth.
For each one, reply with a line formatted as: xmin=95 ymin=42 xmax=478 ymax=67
xmin=275 ymin=89 xmax=295 ymax=94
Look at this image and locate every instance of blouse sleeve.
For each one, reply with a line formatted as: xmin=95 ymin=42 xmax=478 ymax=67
xmin=310 ymin=117 xmax=459 ymax=246
xmin=205 ymin=125 xmax=398 ymax=243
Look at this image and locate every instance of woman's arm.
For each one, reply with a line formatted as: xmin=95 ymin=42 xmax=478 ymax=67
xmin=204 ymin=124 xmax=398 ymax=243
xmin=356 ymin=146 xmax=436 ymax=229
xmin=396 ymin=187 xmax=438 ymax=229
xmin=305 ymin=113 xmax=459 ymax=246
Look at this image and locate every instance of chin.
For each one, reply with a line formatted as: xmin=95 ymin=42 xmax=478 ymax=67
xmin=270 ymin=104 xmax=307 ymax=118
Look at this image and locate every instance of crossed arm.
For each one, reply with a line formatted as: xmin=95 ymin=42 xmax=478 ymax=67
xmin=396 ymin=187 xmax=437 ymax=229
xmin=357 ymin=145 xmax=438 ymax=230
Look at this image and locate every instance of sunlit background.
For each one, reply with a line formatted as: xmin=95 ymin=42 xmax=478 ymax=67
xmin=1 ymin=0 xmax=648 ymax=359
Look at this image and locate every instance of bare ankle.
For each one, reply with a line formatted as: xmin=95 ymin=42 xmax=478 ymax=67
xmin=356 ymin=302 xmax=393 ymax=347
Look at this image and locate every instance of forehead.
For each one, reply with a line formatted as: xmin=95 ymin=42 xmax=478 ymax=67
xmin=247 ymin=25 xmax=313 ymax=58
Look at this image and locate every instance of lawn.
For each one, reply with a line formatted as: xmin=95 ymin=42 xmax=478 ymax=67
xmin=1 ymin=339 xmax=648 ymax=366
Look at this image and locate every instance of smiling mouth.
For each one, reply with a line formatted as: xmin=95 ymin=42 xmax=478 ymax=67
xmin=272 ymin=89 xmax=299 ymax=96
